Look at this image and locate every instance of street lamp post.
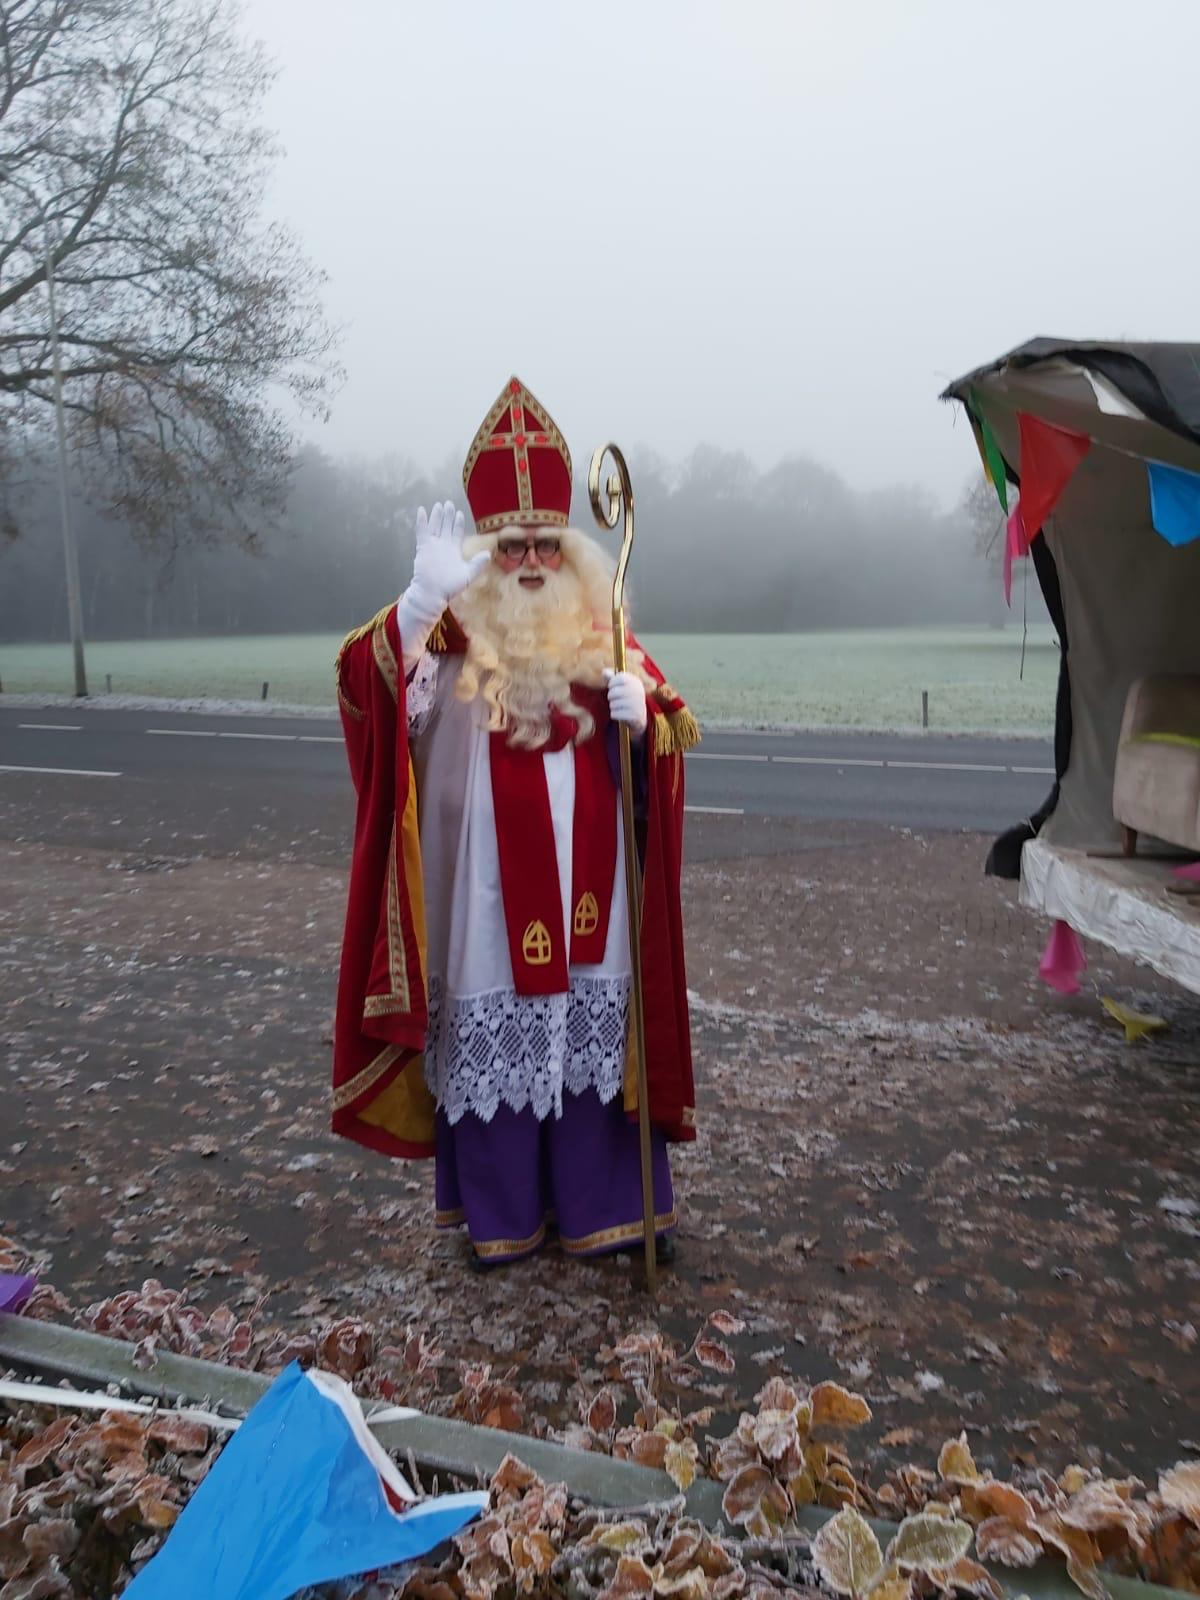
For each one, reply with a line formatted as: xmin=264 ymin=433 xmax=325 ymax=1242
xmin=42 ymin=224 xmax=87 ymax=697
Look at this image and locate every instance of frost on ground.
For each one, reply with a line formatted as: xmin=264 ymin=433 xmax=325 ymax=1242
xmin=0 ymin=624 xmax=1059 ymax=733
xmin=2 ymin=801 xmax=1198 ymax=1504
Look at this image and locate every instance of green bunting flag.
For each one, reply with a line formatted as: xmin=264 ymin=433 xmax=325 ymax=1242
xmin=969 ymin=391 xmax=1009 ymax=513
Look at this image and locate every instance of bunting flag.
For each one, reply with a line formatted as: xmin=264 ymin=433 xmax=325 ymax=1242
xmin=1146 ymin=459 xmax=1200 ymax=547
xmin=125 ymin=1363 xmax=487 ymax=1600
xmin=0 ymin=1274 xmax=36 ymax=1313
xmin=1100 ymin=996 xmax=1167 ymax=1044
xmin=1038 ymin=919 xmax=1086 ymax=995
xmin=1003 ymin=503 xmax=1027 ymax=607
xmin=969 ymin=392 xmax=1009 ymax=513
xmin=1016 ymin=412 xmax=1091 ymax=542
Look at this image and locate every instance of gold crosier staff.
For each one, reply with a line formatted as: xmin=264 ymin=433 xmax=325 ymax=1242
xmin=588 ymin=444 xmax=657 ymax=1297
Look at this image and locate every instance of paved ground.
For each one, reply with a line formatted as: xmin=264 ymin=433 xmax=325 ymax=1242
xmin=0 ymin=704 xmax=1054 ymax=833
xmin=2 ymin=717 xmax=1198 ymax=1489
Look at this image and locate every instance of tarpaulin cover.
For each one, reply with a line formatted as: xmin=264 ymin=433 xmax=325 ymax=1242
xmin=943 ymin=340 xmax=1200 ymax=854
xmin=126 ymin=1363 xmax=487 ymax=1600
xmin=1021 ymin=839 xmax=1200 ymax=996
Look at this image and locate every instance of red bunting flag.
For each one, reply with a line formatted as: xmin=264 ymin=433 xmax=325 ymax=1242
xmin=1016 ymin=412 xmax=1091 ymax=542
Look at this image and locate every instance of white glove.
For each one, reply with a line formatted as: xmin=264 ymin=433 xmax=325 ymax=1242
xmin=397 ymin=500 xmax=490 ymax=667
xmin=604 ymin=669 xmax=648 ymax=738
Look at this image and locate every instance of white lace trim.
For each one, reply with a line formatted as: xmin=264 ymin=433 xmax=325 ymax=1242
xmin=424 ymin=974 xmax=631 ymax=1125
xmin=406 ymin=651 xmax=440 ymax=736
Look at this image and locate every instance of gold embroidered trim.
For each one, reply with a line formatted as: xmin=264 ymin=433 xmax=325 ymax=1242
xmin=473 ymin=1221 xmax=547 ymax=1260
xmin=653 ymin=706 xmax=701 ymax=758
xmin=435 ymin=1207 xmax=466 ymax=1228
xmin=560 ymin=1210 xmax=678 ymax=1255
xmin=362 ymin=994 xmax=411 ymax=1019
xmin=332 ymin=1043 xmax=404 ymax=1112
xmin=338 ymin=685 xmax=364 ymax=722
xmin=373 ymin=621 xmax=399 ymax=702
xmin=337 ymin=603 xmax=394 ymax=666
xmin=473 ymin=507 xmax=568 ymax=535
xmin=384 ymin=818 xmax=411 ymax=1009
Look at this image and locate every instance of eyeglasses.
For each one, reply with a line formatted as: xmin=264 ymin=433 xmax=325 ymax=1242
xmin=496 ymin=537 xmax=562 ymax=561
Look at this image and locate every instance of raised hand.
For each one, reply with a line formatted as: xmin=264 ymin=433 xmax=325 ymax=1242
xmin=410 ymin=501 xmax=491 ymax=610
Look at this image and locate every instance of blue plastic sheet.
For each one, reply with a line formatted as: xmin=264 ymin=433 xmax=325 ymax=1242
xmin=125 ymin=1363 xmax=486 ymax=1600
xmin=1147 ymin=460 xmax=1200 ymax=546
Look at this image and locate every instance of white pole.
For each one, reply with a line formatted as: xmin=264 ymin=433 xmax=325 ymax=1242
xmin=43 ymin=224 xmax=87 ymax=697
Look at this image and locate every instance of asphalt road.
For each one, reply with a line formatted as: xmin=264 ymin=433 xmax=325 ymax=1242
xmin=0 ymin=704 xmax=1053 ymax=849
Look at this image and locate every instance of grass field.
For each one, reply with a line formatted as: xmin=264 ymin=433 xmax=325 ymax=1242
xmin=0 ymin=625 xmax=1059 ymax=734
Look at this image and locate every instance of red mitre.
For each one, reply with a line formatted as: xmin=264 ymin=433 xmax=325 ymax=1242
xmin=462 ymin=376 xmax=573 ymax=535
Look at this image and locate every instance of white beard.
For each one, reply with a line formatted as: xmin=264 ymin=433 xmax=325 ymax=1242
xmin=451 ymin=528 xmax=647 ymax=750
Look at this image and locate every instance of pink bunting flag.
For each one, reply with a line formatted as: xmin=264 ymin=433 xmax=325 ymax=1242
xmin=1038 ymin=919 xmax=1086 ymax=995
xmin=1172 ymin=861 xmax=1200 ymax=881
xmin=1003 ymin=503 xmax=1028 ymax=607
xmin=1016 ymin=413 xmax=1091 ymax=542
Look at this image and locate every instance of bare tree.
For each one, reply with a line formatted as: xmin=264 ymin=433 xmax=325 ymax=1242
xmin=0 ymin=0 xmax=340 ymax=545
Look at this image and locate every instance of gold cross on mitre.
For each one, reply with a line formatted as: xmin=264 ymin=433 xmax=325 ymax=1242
xmin=484 ymin=380 xmax=553 ymax=517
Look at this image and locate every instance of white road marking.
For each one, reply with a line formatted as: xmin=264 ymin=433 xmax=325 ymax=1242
xmin=217 ymin=731 xmax=296 ymax=741
xmin=297 ymin=735 xmax=343 ymax=743
xmin=147 ymin=728 xmax=217 ymax=737
xmin=0 ymin=764 xmax=121 ymax=777
xmin=885 ymin=760 xmax=1007 ymax=773
xmin=687 ymin=751 xmax=769 ymax=763
xmin=1012 ymin=765 xmax=1055 ymax=775
xmin=18 ymin=722 xmax=82 ymax=731
xmin=686 ymin=804 xmax=744 ymax=816
xmin=771 ymin=754 xmax=885 ymax=767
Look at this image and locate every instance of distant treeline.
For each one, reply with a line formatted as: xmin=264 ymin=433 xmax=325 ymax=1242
xmin=0 ymin=444 xmax=1012 ymax=640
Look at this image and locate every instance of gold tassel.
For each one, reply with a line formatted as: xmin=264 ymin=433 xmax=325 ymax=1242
xmin=653 ymin=706 xmax=701 ymax=758
xmin=427 ymin=612 xmax=449 ymax=653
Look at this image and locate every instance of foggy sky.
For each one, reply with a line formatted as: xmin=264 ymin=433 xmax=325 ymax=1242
xmin=243 ymin=0 xmax=1200 ymax=508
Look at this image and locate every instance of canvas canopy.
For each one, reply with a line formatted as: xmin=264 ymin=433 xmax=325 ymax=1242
xmin=942 ymin=339 xmax=1200 ymax=856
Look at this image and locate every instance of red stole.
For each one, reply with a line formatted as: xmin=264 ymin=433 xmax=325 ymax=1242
xmin=489 ymin=688 xmax=618 ymax=996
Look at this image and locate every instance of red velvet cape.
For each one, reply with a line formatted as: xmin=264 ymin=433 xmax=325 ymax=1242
xmin=331 ymin=604 xmax=698 ymax=1159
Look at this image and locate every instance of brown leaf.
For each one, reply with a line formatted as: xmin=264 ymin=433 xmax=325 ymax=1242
xmin=147 ymin=1415 xmax=210 ymax=1454
xmin=811 ymin=1507 xmax=885 ymax=1595
xmin=752 ymin=1408 xmax=799 ymax=1463
xmin=880 ymin=1428 xmax=917 ymax=1449
xmin=694 ymin=1340 xmax=736 ymax=1376
xmin=885 ymin=1513 xmax=973 ymax=1573
xmin=1061 ymin=1481 xmax=1142 ymax=1539
xmin=707 ymin=1310 xmax=746 ymax=1336
xmin=974 ymin=1517 xmax=1043 ymax=1568
xmin=960 ymin=1481 xmax=1036 ymax=1530
xmin=810 ymin=1382 xmax=872 ymax=1435
xmin=937 ymin=1433 xmax=980 ymax=1484
xmin=599 ymin=1555 xmax=656 ymax=1600
xmin=721 ymin=1464 xmax=790 ymax=1536
xmin=937 ymin=1557 xmax=1003 ymax=1600
xmin=629 ymin=1431 xmax=669 ymax=1471
xmin=665 ymin=1439 xmax=700 ymax=1492
xmin=1160 ymin=1461 xmax=1200 ymax=1525
xmin=587 ymin=1389 xmax=619 ymax=1436
xmin=755 ymin=1377 xmax=801 ymax=1413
